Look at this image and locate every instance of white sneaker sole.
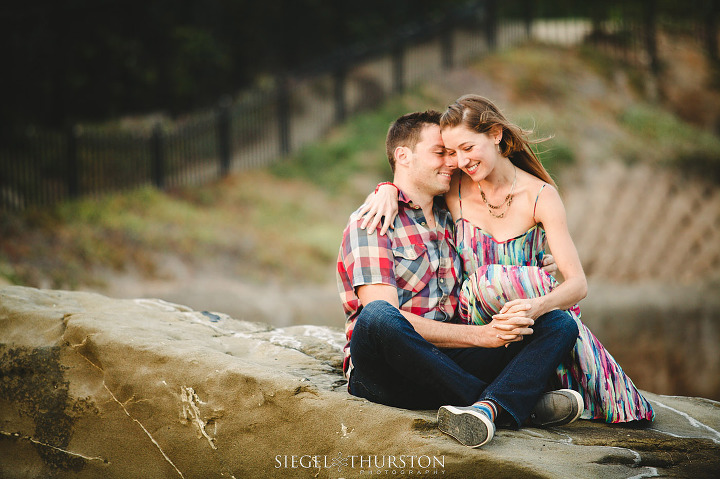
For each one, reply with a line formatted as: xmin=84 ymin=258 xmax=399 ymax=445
xmin=437 ymin=406 xmax=495 ymax=448
xmin=562 ymin=389 xmax=584 ymax=425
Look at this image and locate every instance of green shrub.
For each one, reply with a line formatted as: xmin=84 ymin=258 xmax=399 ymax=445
xmin=270 ymin=97 xmax=412 ymax=191
xmin=619 ymin=104 xmax=720 ymax=183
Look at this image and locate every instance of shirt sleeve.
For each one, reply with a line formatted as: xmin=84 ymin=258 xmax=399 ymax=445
xmin=340 ymin=217 xmax=396 ymax=289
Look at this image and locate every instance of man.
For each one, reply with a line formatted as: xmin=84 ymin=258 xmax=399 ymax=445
xmin=336 ymin=111 xmax=581 ymax=448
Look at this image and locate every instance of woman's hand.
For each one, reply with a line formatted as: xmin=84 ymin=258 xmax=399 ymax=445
xmin=494 ymin=298 xmax=546 ymax=321
xmin=357 ymin=183 xmax=399 ymax=235
xmin=486 ymin=313 xmax=535 ymax=347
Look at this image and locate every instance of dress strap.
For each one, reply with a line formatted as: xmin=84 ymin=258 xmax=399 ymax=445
xmin=458 ymin=179 xmax=464 ymax=218
xmin=533 ymin=184 xmax=547 ymax=222
xmin=457 ymin=179 xmax=465 ymax=255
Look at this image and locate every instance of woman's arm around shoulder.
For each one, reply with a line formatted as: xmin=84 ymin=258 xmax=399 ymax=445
xmin=357 ymin=183 xmax=400 ymax=235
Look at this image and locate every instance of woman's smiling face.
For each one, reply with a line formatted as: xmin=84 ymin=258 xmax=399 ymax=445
xmin=441 ymin=125 xmax=501 ymax=182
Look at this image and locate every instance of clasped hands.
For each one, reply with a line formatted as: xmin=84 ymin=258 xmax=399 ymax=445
xmin=487 ymin=299 xmax=543 ymax=348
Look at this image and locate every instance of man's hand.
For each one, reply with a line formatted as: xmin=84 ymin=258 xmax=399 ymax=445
xmin=541 ymin=254 xmax=557 ymax=276
xmin=485 ymin=311 xmax=535 ymax=348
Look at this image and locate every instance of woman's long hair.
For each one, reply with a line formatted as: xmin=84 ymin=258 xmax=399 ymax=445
xmin=440 ymin=94 xmax=556 ymax=188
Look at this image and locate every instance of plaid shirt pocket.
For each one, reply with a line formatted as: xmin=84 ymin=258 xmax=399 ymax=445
xmin=393 ymin=244 xmax=431 ymax=293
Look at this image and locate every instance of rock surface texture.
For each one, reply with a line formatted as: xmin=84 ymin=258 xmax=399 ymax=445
xmin=1 ymin=285 xmax=719 ymax=478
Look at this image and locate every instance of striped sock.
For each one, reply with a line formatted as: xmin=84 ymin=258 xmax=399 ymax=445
xmin=472 ymin=400 xmax=498 ymax=423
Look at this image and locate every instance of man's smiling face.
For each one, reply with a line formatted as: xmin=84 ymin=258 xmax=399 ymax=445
xmin=407 ymin=124 xmax=456 ymax=197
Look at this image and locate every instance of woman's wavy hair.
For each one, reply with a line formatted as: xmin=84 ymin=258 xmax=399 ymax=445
xmin=440 ymin=94 xmax=556 ymax=188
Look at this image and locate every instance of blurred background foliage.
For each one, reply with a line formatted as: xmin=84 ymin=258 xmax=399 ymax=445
xmin=2 ymin=0 xmax=468 ymax=130
xmin=2 ymin=0 xmax=718 ymax=283
xmin=3 ymin=0 xmax=713 ymax=133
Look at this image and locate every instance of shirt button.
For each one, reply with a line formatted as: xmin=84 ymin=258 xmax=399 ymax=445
xmin=421 ymin=221 xmax=426 ymax=226
xmin=439 ymin=278 xmax=444 ymax=283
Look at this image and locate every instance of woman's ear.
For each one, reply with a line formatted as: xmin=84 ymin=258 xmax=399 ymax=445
xmin=490 ymin=125 xmax=503 ymax=144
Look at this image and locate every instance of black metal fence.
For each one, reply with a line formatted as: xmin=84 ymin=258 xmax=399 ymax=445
xmin=1 ymin=0 xmax=717 ymax=212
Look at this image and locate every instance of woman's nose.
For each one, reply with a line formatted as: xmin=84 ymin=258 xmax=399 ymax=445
xmin=457 ymin=152 xmax=469 ymax=168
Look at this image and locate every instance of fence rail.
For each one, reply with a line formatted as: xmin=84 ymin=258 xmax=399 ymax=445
xmin=1 ymin=0 xmax=717 ymax=212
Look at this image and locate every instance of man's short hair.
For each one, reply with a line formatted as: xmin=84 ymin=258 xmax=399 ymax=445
xmin=385 ymin=110 xmax=441 ymax=172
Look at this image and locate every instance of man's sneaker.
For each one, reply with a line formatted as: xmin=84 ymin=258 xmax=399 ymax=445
xmin=437 ymin=405 xmax=495 ymax=448
xmin=529 ymin=389 xmax=584 ymax=427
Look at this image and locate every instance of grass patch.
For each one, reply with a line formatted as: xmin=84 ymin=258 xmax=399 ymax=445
xmin=270 ymin=95 xmax=420 ymax=192
xmin=618 ymin=104 xmax=720 ymax=182
xmin=486 ymin=44 xmax=585 ymax=104
xmin=0 ymin=186 xmax=238 ymax=288
xmin=0 ymin=167 xmax=369 ymax=289
xmin=513 ymin=110 xmax=578 ymax=179
xmin=3 ymin=43 xmax=718 ymax=292
xmin=577 ymin=44 xmax=648 ymax=96
xmin=531 ymin=137 xmax=577 ymax=176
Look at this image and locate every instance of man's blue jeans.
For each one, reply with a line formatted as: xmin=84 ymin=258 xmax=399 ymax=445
xmin=348 ymin=300 xmax=579 ymax=427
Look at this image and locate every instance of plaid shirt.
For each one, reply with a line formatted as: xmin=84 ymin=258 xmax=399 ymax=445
xmin=336 ymin=190 xmax=461 ymax=379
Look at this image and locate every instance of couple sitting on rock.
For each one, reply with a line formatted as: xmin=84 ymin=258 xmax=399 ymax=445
xmin=336 ymin=95 xmax=654 ymax=448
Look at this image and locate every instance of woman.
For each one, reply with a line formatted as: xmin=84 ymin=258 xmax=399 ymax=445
xmin=364 ymin=95 xmax=654 ymax=423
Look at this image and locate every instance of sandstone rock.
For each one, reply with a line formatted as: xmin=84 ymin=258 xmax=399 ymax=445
xmin=1 ymin=285 xmax=719 ymax=478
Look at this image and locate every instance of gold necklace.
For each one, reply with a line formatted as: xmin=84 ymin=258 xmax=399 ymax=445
xmin=478 ymin=166 xmax=517 ymax=218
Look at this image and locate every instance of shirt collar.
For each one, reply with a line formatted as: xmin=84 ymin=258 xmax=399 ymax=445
xmin=397 ymin=188 xmax=424 ymax=212
xmin=398 ymin=188 xmax=412 ymax=206
xmin=398 ymin=188 xmax=446 ymax=212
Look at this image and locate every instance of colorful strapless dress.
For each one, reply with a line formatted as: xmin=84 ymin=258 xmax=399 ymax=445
xmin=456 ymin=218 xmax=655 ymax=423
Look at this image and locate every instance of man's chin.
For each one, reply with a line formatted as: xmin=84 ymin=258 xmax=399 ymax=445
xmin=432 ymin=184 xmax=451 ymax=197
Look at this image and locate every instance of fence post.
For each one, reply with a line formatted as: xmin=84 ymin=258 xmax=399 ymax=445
xmin=704 ymin=0 xmax=719 ymax=65
xmin=589 ymin=3 xmax=607 ymax=51
xmin=276 ymin=74 xmax=291 ymax=156
xmin=392 ymin=42 xmax=405 ymax=94
xmin=441 ymin=28 xmax=454 ymax=69
xmin=217 ymin=96 xmax=232 ymax=177
xmin=66 ymin=125 xmax=79 ymax=199
xmin=151 ymin=123 xmax=165 ymax=189
xmin=644 ymin=0 xmax=660 ymax=75
xmin=485 ymin=0 xmax=497 ymax=51
xmin=524 ymin=0 xmax=534 ymax=40
xmin=334 ymin=65 xmax=347 ymax=123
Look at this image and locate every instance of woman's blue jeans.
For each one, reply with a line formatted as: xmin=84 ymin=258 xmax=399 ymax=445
xmin=348 ymin=300 xmax=579 ymax=427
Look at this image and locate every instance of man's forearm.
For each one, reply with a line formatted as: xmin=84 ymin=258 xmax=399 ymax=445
xmin=356 ymin=284 xmax=526 ymax=349
xmin=401 ymin=312 xmax=491 ymax=348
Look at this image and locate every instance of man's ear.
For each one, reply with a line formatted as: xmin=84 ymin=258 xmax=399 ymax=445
xmin=394 ymin=146 xmax=411 ymax=167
